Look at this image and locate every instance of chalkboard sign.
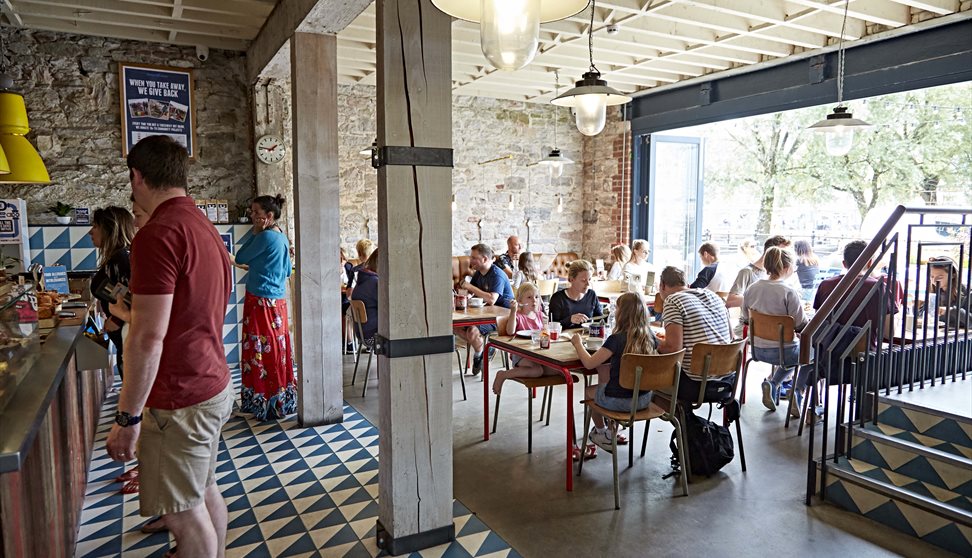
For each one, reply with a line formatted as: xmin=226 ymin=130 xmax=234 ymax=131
xmin=118 ymin=62 xmax=196 ymax=158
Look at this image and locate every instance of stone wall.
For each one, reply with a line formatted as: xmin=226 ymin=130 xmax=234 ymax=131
xmin=0 ymin=27 xmax=255 ymax=222
xmin=256 ymin=82 xmax=590 ymax=259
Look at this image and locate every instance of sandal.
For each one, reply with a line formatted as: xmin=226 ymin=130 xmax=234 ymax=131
xmin=140 ymin=516 xmax=167 ymax=534
xmin=571 ymin=443 xmax=598 ymax=461
xmin=604 ymin=420 xmax=628 ymax=445
xmin=115 ymin=467 xmax=139 ymax=483
xmin=121 ymin=478 xmax=139 ymax=495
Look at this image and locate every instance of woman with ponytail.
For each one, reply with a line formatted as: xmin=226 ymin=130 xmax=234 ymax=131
xmin=235 ymin=194 xmax=297 ymax=421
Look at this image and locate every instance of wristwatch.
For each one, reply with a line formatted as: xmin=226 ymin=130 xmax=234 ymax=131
xmin=115 ymin=411 xmax=143 ymax=427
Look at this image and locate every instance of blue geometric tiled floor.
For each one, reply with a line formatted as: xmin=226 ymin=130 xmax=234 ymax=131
xmin=75 ymin=378 xmax=520 ymax=558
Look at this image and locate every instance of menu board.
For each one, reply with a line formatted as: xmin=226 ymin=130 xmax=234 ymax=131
xmin=118 ymin=62 xmax=195 ymax=158
xmin=0 ymin=199 xmax=24 ymax=245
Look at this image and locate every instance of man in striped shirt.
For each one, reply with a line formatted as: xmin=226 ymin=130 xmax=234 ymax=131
xmin=656 ymin=266 xmax=733 ymax=401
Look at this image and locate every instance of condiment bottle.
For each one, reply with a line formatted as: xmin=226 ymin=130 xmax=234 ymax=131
xmin=539 ymin=325 xmax=550 ymax=349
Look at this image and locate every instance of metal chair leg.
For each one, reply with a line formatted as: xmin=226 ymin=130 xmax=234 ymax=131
xmin=579 ymin=404 xmax=593 ymax=476
xmin=351 ymin=344 xmax=363 ymax=386
xmin=612 ymin=433 xmax=621 ymax=509
xmin=527 ymin=389 xmax=533 ymax=453
xmin=672 ymin=416 xmax=689 ymax=496
xmin=361 ymin=350 xmax=373 ymax=397
xmin=545 ymin=387 xmax=554 ymax=425
xmin=740 ymin=358 xmax=753 ymax=405
xmin=735 ymin=416 xmax=747 ymax=472
xmin=628 ymin=424 xmax=635 ymax=469
xmin=492 ymin=392 xmax=501 ymax=434
xmin=539 ymin=386 xmax=549 ymax=422
xmin=641 ymin=419 xmax=650 ymax=457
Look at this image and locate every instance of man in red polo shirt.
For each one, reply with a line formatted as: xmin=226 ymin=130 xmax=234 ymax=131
xmin=106 ymin=135 xmax=233 ymax=557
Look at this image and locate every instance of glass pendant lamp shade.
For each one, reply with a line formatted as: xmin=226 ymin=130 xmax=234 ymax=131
xmin=481 ymin=0 xmax=540 ymax=70
xmin=538 ymin=148 xmax=573 ymax=178
xmin=551 ymin=71 xmax=630 ymax=136
xmin=808 ymin=106 xmax=870 ymax=157
xmin=0 ymin=144 xmax=9 ymax=174
xmin=431 ymin=0 xmax=589 ymax=71
xmin=0 ymin=91 xmax=50 ymax=184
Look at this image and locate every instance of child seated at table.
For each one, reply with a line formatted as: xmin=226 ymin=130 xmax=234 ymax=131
xmin=511 ymin=251 xmax=541 ymax=290
xmin=492 ymin=283 xmax=556 ymax=395
xmin=570 ymin=292 xmax=659 ymax=452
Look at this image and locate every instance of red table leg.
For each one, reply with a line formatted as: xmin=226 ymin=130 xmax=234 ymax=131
xmin=561 ymin=366 xmax=574 ymax=492
xmin=483 ymin=341 xmax=491 ymax=441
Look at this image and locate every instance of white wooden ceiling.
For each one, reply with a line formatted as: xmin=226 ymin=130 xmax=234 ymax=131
xmin=3 ymin=0 xmax=969 ymax=101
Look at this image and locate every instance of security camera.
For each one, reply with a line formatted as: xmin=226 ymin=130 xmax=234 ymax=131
xmin=606 ymin=23 xmax=621 ymax=35
xmin=195 ymin=45 xmax=209 ymax=62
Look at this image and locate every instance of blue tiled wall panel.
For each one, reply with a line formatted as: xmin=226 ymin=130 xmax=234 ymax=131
xmin=28 ymin=224 xmax=252 ymax=366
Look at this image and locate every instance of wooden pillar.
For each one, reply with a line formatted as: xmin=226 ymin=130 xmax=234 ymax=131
xmin=375 ymin=0 xmax=455 ymax=554
xmin=290 ymin=32 xmax=343 ymax=426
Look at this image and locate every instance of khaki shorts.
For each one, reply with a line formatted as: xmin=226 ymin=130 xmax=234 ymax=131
xmin=138 ymin=382 xmax=234 ymax=516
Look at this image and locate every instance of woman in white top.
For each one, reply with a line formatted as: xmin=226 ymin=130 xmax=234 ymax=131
xmin=606 ymin=244 xmax=631 ymax=281
xmin=623 ymin=239 xmax=655 ymax=289
xmin=510 ymin=251 xmax=541 ymax=290
xmin=741 ymin=246 xmax=808 ymax=415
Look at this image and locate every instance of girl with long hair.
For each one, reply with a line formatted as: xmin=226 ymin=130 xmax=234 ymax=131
xmin=927 ymin=256 xmax=969 ymax=328
xmin=794 ymin=240 xmax=820 ymax=298
xmin=511 ymin=251 xmax=540 ymax=290
xmin=493 ymin=283 xmax=555 ymax=395
xmin=570 ymin=292 xmax=659 ymax=452
xmin=236 ymin=194 xmax=297 ymax=421
xmin=89 ymin=206 xmax=136 ymax=379
xmin=607 ymin=244 xmax=631 ymax=281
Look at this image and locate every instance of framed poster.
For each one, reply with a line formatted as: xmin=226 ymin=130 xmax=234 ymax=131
xmin=118 ymin=62 xmax=196 ymax=158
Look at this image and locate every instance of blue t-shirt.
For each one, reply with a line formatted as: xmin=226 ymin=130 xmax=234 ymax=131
xmin=601 ymin=330 xmax=658 ymax=399
xmin=235 ymin=229 xmax=291 ymax=299
xmin=471 ymin=264 xmax=514 ymax=308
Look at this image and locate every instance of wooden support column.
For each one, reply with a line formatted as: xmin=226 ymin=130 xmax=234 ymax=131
xmin=375 ymin=0 xmax=454 ymax=554
xmin=290 ymin=32 xmax=343 ymax=426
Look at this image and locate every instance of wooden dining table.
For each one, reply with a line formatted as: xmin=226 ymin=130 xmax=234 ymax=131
xmin=483 ymin=331 xmax=590 ymax=492
xmin=451 ymin=305 xmax=509 ymax=328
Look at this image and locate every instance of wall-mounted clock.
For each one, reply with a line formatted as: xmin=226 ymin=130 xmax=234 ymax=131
xmin=256 ymin=135 xmax=285 ymax=164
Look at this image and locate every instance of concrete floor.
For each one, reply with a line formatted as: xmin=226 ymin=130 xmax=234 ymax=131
xmin=342 ymin=353 xmax=952 ymax=558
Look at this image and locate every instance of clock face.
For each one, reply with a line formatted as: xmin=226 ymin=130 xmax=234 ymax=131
xmin=256 ymin=135 xmax=285 ymax=164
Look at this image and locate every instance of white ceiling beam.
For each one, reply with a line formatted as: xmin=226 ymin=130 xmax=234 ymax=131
xmin=118 ymin=0 xmax=273 ymax=18
xmin=18 ymin=12 xmax=249 ymax=49
xmin=2 ymin=0 xmax=23 ymax=25
xmin=787 ymin=0 xmax=911 ymax=27
xmin=12 ymin=3 xmax=255 ymax=38
xmin=15 ymin=0 xmax=263 ymax=28
xmin=886 ymin=0 xmax=958 ymax=14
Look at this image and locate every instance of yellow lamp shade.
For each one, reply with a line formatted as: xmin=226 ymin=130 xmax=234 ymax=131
xmin=0 ymin=134 xmax=51 ymax=184
xmin=0 ymin=143 xmax=9 ymax=174
xmin=0 ymin=92 xmax=30 ymax=134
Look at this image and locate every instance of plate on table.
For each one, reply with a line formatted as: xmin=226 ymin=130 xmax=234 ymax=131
xmin=516 ymin=330 xmax=537 ymax=338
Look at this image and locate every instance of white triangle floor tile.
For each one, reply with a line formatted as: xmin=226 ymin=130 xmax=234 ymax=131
xmin=75 ymin=371 xmax=517 ymax=558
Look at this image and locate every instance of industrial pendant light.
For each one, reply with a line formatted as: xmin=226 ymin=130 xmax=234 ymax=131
xmin=551 ymin=0 xmax=630 ymax=136
xmin=431 ymin=0 xmax=590 ymax=71
xmin=807 ymin=0 xmax=870 ymax=156
xmin=537 ymin=70 xmax=574 ymax=178
xmin=0 ymin=31 xmax=50 ymax=184
xmin=0 ymin=144 xmax=9 ymax=174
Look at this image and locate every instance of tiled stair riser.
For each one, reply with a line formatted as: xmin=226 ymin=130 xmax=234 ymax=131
xmin=824 ymin=476 xmax=972 ymax=557
xmin=876 ymin=400 xmax=972 ymax=450
xmin=850 ymin=434 xmax=972 ymax=499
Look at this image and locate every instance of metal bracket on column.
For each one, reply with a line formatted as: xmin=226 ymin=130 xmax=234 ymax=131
xmin=377 ymin=520 xmax=455 ymax=556
xmin=371 ymin=146 xmax=454 ymax=169
xmin=373 ymin=334 xmax=455 ymax=359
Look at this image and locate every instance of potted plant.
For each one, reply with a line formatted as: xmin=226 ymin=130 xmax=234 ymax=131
xmin=49 ymin=202 xmax=73 ymax=225
xmin=236 ymin=203 xmax=250 ymax=223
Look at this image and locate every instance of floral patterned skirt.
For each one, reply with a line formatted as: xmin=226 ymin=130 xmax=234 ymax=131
xmin=241 ymin=292 xmax=297 ymax=421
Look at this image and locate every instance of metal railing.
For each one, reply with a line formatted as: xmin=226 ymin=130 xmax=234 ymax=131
xmin=801 ymin=205 xmax=972 ymax=505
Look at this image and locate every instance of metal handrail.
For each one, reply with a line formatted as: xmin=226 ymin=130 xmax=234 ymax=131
xmin=799 ymin=205 xmax=972 ymax=364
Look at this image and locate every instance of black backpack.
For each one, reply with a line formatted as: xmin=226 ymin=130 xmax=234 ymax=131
xmin=668 ymin=411 xmax=734 ymax=477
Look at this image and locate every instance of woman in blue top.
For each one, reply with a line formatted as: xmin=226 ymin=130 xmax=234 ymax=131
xmin=351 ymin=250 xmax=379 ymax=341
xmin=235 ymin=194 xmax=296 ymax=421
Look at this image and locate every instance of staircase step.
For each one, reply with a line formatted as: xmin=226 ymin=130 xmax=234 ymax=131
xmin=877 ymin=397 xmax=972 ymax=449
xmin=851 ymin=425 xmax=972 ymax=499
xmin=822 ymin=457 xmax=972 ymax=556
xmin=834 ymin=455 xmax=972 ymax=513
xmin=869 ymin=420 xmax=972 ymax=461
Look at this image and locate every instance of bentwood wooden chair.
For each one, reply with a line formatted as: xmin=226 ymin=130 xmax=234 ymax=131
xmin=741 ymin=310 xmax=797 ymax=412
xmin=579 ymin=349 xmax=687 ymax=509
xmin=683 ymin=340 xmax=747 ymax=473
xmin=537 ymin=279 xmax=558 ymax=299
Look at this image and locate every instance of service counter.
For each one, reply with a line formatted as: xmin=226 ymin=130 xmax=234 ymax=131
xmin=0 ymin=291 xmax=112 ymax=558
